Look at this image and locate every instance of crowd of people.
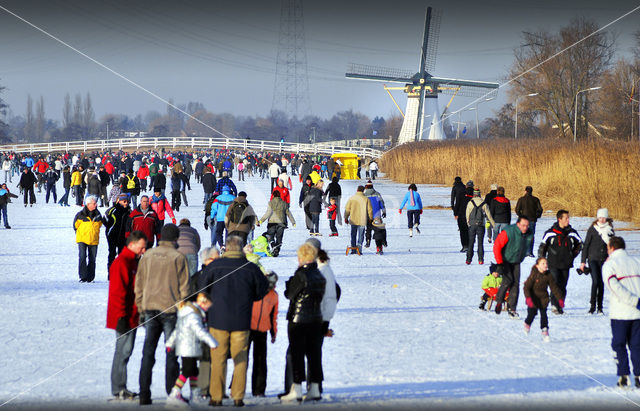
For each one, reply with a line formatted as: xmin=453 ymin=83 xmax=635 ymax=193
xmin=4 ymin=147 xmax=640 ymax=395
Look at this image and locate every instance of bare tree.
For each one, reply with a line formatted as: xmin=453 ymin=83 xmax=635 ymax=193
xmin=35 ymin=96 xmax=45 ymax=141
xmin=73 ymin=94 xmax=82 ymax=125
xmin=24 ymin=95 xmax=33 ymax=142
xmin=509 ymin=18 xmax=615 ymax=139
xmin=83 ymin=92 xmax=95 ymax=138
xmin=62 ymin=93 xmax=72 ymax=128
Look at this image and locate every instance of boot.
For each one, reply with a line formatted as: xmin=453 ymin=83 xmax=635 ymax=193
xmin=167 ymin=386 xmax=187 ymax=404
xmin=618 ymin=375 xmax=630 ymax=387
xmin=190 ymin=387 xmax=206 ymax=404
xmin=280 ymin=383 xmax=302 ymax=402
xmin=541 ymin=327 xmax=550 ymax=343
xmin=478 ymin=300 xmax=486 ymax=311
xmin=524 ymin=323 xmax=530 ymax=335
xmin=304 ymin=383 xmax=321 ymax=401
xmin=413 ymin=224 xmax=420 ymax=234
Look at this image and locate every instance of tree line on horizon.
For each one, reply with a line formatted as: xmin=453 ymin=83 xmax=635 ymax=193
xmin=0 ymin=18 xmax=639 ymax=145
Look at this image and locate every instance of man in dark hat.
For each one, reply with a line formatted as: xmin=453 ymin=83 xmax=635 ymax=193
xmin=135 ymin=223 xmax=190 ymax=406
xmin=104 ymin=193 xmax=131 ymax=272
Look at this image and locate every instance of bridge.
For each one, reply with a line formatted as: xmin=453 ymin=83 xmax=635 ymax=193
xmin=0 ymin=136 xmax=383 ymax=158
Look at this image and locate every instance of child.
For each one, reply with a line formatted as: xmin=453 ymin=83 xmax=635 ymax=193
xmin=523 ymin=257 xmax=564 ymax=342
xmin=249 ymin=271 xmax=279 ymax=397
xmin=372 ymin=217 xmax=387 ymax=255
xmin=0 ymin=183 xmax=18 ymax=229
xmin=166 ymin=293 xmax=219 ymax=404
xmin=327 ymin=197 xmax=338 ymax=237
xmin=250 ymin=234 xmax=273 ymax=258
xmin=479 ymin=263 xmax=503 ymax=310
xmin=244 ymin=242 xmax=269 ymax=274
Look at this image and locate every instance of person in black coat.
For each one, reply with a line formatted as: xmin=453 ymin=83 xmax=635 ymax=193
xmin=489 ymin=186 xmax=511 ymax=241
xmin=59 ymin=166 xmax=72 ymax=206
xmin=281 ymin=243 xmax=326 ymax=402
xmin=515 ymin=186 xmax=543 ymax=256
xmin=538 ymin=209 xmax=583 ymax=314
xmin=197 ymin=236 xmax=268 ymax=406
xmin=98 ymin=165 xmax=111 ymax=207
xmin=580 ymin=208 xmax=614 ymax=314
xmin=104 ymin=194 xmax=131 ymax=272
xmin=43 ymin=168 xmax=59 ymax=204
xmin=452 ymin=178 xmax=473 ymax=252
xmin=18 ymin=167 xmax=37 ymax=206
xmin=304 ymin=181 xmax=324 ymax=236
xmin=153 ymin=168 xmax=167 ymax=194
xmin=194 ymin=159 xmax=204 ymax=183
xmin=484 ymin=184 xmax=498 ymax=242
xmin=201 ymin=168 xmax=217 ymax=204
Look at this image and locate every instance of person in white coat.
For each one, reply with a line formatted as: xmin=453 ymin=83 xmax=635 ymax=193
xmin=268 ymin=162 xmax=281 ymax=192
xmin=165 ymin=293 xmax=219 ymax=404
xmin=603 ymin=236 xmax=640 ymax=388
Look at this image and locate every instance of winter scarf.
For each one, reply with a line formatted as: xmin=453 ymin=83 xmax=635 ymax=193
xmin=594 ymin=221 xmax=614 ymax=245
xmin=409 ymin=190 xmax=416 ymax=206
xmin=151 ymin=194 xmax=166 ymax=203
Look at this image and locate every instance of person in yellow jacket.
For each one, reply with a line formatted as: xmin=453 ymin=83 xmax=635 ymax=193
xmin=71 ymin=166 xmax=84 ymax=206
xmin=73 ymin=195 xmax=103 ymax=282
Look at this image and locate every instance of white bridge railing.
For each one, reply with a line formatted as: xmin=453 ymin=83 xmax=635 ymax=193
xmin=0 ymin=136 xmax=383 ymax=158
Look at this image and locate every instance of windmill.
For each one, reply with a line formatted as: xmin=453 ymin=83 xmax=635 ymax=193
xmin=346 ymin=7 xmax=499 ymax=143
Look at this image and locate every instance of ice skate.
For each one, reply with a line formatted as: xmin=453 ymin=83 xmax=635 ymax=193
xmin=507 ymin=310 xmax=519 ymax=319
xmin=303 ymin=383 xmax=322 ymax=402
xmin=409 ymin=228 xmax=413 ymax=237
xmin=541 ymin=327 xmax=550 ymax=342
xmin=280 ymin=383 xmax=302 ymax=402
xmin=524 ymin=323 xmax=530 ymax=335
xmin=617 ymin=375 xmax=630 ymax=388
xmin=413 ymin=224 xmax=420 ymax=234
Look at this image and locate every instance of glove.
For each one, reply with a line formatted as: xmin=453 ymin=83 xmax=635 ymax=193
xmin=420 ymin=210 xmax=423 ymax=215
xmin=399 ymin=209 xmax=402 ymax=214
xmin=166 ymin=346 xmax=173 ymax=354
xmin=382 ymin=212 xmax=386 ymax=218
xmin=558 ymin=299 xmax=565 ymax=308
xmin=116 ymin=317 xmax=129 ymax=334
xmin=344 ymin=217 xmax=349 ymax=225
xmin=485 ymin=221 xmax=491 ymax=229
xmin=293 ymin=223 xmax=296 ymax=227
xmin=171 ymin=218 xmax=177 ymax=224
xmin=525 ymin=297 xmax=534 ymax=308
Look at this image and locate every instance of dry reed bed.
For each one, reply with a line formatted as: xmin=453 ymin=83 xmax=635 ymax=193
xmin=380 ymin=139 xmax=640 ymax=222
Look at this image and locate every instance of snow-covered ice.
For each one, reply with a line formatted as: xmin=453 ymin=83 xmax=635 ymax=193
xmin=2 ymin=171 xmax=640 ymax=409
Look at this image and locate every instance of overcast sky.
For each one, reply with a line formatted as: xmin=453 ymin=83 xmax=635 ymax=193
xmin=0 ymin=0 xmax=638 ymax=126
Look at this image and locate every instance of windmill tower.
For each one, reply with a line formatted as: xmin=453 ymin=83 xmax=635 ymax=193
xmin=272 ymin=0 xmax=311 ymax=119
xmin=346 ymin=7 xmax=499 ymax=143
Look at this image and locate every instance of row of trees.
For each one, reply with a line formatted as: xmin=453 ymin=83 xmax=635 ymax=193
xmin=488 ymin=18 xmax=640 ymax=141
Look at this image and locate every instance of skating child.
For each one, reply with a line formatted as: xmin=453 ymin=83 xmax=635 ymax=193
xmin=522 ymin=257 xmax=564 ymax=342
xmin=165 ymin=293 xmax=219 ymax=404
xmin=244 ymin=242 xmax=269 ymax=274
xmin=249 ymin=271 xmax=279 ymax=397
xmin=479 ymin=263 xmax=502 ymax=310
xmin=372 ymin=217 xmax=387 ymax=254
xmin=327 ymin=197 xmax=338 ymax=237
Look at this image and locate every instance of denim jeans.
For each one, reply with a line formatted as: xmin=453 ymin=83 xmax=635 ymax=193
xmin=111 ymin=329 xmax=137 ymax=395
xmin=45 ymin=183 xmax=57 ymax=203
xmin=467 ymin=225 xmax=485 ymax=263
xmin=0 ymin=204 xmax=8 ymax=227
xmin=3 ymin=170 xmax=10 ymax=183
xmin=78 ymin=243 xmax=98 ymax=282
xmin=350 ymin=225 xmax=365 ymax=248
xmin=186 ymin=254 xmax=198 ymax=277
xmin=139 ymin=311 xmax=179 ymax=401
xmin=212 ymin=221 xmax=225 ymax=248
xmin=311 ymin=213 xmax=320 ymax=234
xmin=59 ymin=188 xmax=70 ymax=206
xmin=611 ymin=319 xmax=640 ymax=377
xmin=528 ymin=221 xmax=537 ymax=255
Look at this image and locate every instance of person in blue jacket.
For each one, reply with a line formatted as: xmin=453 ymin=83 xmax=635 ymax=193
xmin=399 ymin=183 xmax=423 ymax=237
xmin=215 ymin=172 xmax=237 ymax=197
xmin=223 ymin=158 xmax=233 ymax=178
xmin=210 ymin=187 xmax=235 ymax=248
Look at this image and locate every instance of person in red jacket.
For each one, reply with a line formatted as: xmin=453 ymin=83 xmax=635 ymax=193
xmin=106 ymin=231 xmax=148 ymax=400
xmin=249 ymin=271 xmax=278 ymax=397
xmin=137 ymin=162 xmax=150 ymax=192
xmin=270 ymin=179 xmax=291 ymax=205
xmin=127 ymin=195 xmax=159 ymax=247
xmin=32 ymin=157 xmax=49 ymax=193
xmin=150 ymin=188 xmax=176 ymax=241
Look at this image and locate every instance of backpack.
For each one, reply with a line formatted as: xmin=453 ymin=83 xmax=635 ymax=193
xmin=126 ymin=176 xmax=136 ymax=190
xmin=468 ymin=200 xmax=486 ymax=226
xmin=229 ymin=201 xmax=248 ymax=224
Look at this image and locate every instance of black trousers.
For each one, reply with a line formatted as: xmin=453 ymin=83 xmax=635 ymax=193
xmin=495 ymin=262 xmax=521 ymax=311
xmin=288 ymin=322 xmax=323 ymax=384
xmin=589 ymin=260 xmax=605 ymax=311
xmin=23 ymin=187 xmax=36 ymax=205
xmin=457 ymin=216 xmax=468 ymax=247
xmin=266 ymin=223 xmax=285 ymax=254
xmin=270 ymin=177 xmax=277 ymax=192
xmin=171 ymin=190 xmax=181 ymax=211
xmin=107 ymin=240 xmax=124 ymax=274
xmin=180 ymin=357 xmax=199 ymax=378
xmin=248 ymin=330 xmax=267 ymax=396
xmin=329 ymin=219 xmax=337 ymax=234
xmin=525 ymin=307 xmax=549 ymax=329
xmin=549 ymin=268 xmax=570 ymax=309
xmin=407 ymin=210 xmax=421 ymax=228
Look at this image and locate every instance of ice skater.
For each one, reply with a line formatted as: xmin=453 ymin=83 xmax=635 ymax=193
xmin=522 ymin=257 xmax=564 ymax=342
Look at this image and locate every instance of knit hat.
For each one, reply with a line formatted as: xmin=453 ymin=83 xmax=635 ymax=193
xmin=305 ymin=238 xmax=321 ymax=250
xmin=597 ymin=208 xmax=609 ymax=219
xmin=490 ymin=184 xmax=498 ymax=191
xmin=117 ymin=193 xmax=129 ymax=202
xmin=466 ymin=180 xmax=474 ymax=188
xmin=161 ymin=224 xmax=180 ymax=242
xmin=454 ymin=176 xmax=462 ymax=183
xmin=266 ymin=271 xmax=278 ymax=289
xmin=473 ymin=188 xmax=481 ymax=197
xmin=365 ymin=180 xmax=373 ymax=188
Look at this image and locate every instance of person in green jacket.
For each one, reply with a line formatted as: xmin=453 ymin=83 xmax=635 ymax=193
xmin=479 ymin=263 xmax=503 ymax=310
xmin=149 ymin=162 xmax=159 ymax=191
